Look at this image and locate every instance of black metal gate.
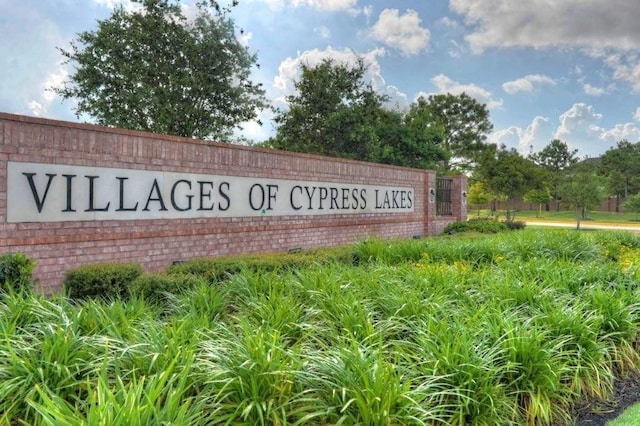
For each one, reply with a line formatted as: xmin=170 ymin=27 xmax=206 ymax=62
xmin=436 ymin=177 xmax=452 ymax=216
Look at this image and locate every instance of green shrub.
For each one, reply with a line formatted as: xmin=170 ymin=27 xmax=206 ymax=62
xmin=167 ymin=246 xmax=356 ymax=281
xmin=129 ymin=273 xmax=203 ymax=305
xmin=443 ymin=218 xmax=508 ymax=234
xmin=0 ymin=252 xmax=35 ymax=294
xmin=63 ymin=263 xmax=143 ymax=300
xmin=502 ymin=220 xmax=526 ymax=230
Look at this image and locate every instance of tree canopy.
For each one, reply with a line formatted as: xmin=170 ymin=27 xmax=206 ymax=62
xmin=599 ymin=140 xmax=640 ymax=200
xmin=529 ymin=139 xmax=578 ymax=211
xmin=406 ymin=93 xmax=493 ymax=172
xmin=475 ymin=145 xmax=543 ymax=220
xmin=55 ymin=0 xmax=265 ymax=140
xmin=268 ymin=58 xmax=384 ymax=161
xmin=558 ymin=164 xmax=606 ymax=229
xmin=269 ymin=59 xmax=492 ymax=171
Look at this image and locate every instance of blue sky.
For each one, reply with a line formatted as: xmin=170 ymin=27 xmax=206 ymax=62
xmin=2 ymin=0 xmax=640 ymax=158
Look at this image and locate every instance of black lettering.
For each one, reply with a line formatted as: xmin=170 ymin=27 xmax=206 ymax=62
xmin=392 ymin=190 xmax=400 ymax=209
xmin=116 ymin=177 xmax=138 ymax=211
xmin=318 ymin=187 xmax=328 ymax=210
xmin=85 ymin=176 xmax=111 ymax=212
xmin=407 ymin=191 xmax=413 ymax=208
xmin=266 ymin=184 xmax=278 ymax=210
xmin=329 ymin=187 xmax=339 ymax=210
xmin=290 ymin=185 xmax=303 ymax=210
xmin=143 ymin=178 xmax=167 ymax=211
xmin=360 ymin=189 xmax=367 ymax=209
xmin=375 ymin=189 xmax=381 ymax=209
xmin=62 ymin=174 xmax=76 ymax=212
xmin=171 ymin=179 xmax=193 ymax=212
xmin=400 ymin=191 xmax=407 ymax=209
xmin=218 ymin=182 xmax=230 ymax=211
xmin=383 ymin=191 xmax=391 ymax=209
xmin=23 ymin=172 xmax=56 ymax=213
xmin=304 ymin=186 xmax=317 ymax=209
xmin=351 ymin=188 xmax=359 ymax=210
xmin=341 ymin=188 xmax=350 ymax=209
xmin=197 ymin=181 xmax=215 ymax=211
xmin=249 ymin=183 xmax=265 ymax=211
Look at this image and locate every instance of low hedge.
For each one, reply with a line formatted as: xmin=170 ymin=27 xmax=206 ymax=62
xmin=63 ymin=263 xmax=143 ymax=300
xmin=443 ymin=218 xmax=527 ymax=234
xmin=167 ymin=246 xmax=356 ymax=282
xmin=443 ymin=218 xmax=508 ymax=234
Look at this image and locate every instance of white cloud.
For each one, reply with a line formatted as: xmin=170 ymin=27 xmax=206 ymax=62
xmin=502 ymin=74 xmax=556 ymax=94
xmin=601 ymin=123 xmax=640 ymax=143
xmin=634 ymin=107 xmax=640 ymax=121
xmin=448 ymin=40 xmax=466 ymax=58
xmin=440 ymin=16 xmax=461 ymax=29
xmin=583 ymin=83 xmax=607 ymax=96
xmin=553 ymin=103 xmax=640 ymax=155
xmin=489 ymin=116 xmax=553 ymax=154
xmin=28 ymin=101 xmax=46 ymax=117
xmin=370 ymin=9 xmax=430 ymax=56
xmin=449 ymin=0 xmax=640 ymax=53
xmin=297 ymin=0 xmax=357 ymax=11
xmin=272 ymin=47 xmax=409 ymax=111
xmin=235 ymin=108 xmax=276 ymax=143
xmin=92 ymin=0 xmax=137 ymax=12
xmin=491 ymin=104 xmax=640 ymax=158
xmin=314 ymin=26 xmax=331 ymax=39
xmin=362 ymin=5 xmax=373 ymax=21
xmin=236 ymin=30 xmax=253 ymax=47
xmin=598 ymin=52 xmax=640 ymax=93
xmin=416 ymin=74 xmax=503 ymax=110
xmin=555 ymin=103 xmax=604 ymax=142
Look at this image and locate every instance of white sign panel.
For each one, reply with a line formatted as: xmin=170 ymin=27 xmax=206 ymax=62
xmin=7 ymin=162 xmax=415 ymax=222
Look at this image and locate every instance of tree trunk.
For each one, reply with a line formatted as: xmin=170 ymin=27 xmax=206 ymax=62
xmin=575 ymin=208 xmax=581 ymax=230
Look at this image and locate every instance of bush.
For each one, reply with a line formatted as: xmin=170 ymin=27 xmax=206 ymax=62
xmin=502 ymin=220 xmax=527 ymax=230
xmin=0 ymin=252 xmax=35 ymax=294
xmin=167 ymin=246 xmax=356 ymax=281
xmin=63 ymin=263 xmax=143 ymax=300
xmin=129 ymin=273 xmax=203 ymax=305
xmin=443 ymin=218 xmax=508 ymax=235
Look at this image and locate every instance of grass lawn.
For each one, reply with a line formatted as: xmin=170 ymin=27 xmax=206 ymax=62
xmin=470 ymin=209 xmax=640 ymax=224
xmin=2 ymin=228 xmax=640 ymax=425
xmin=610 ymin=403 xmax=640 ymax=425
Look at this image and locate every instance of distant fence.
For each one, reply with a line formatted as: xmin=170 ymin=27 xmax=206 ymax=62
xmin=0 ymin=113 xmax=467 ymax=293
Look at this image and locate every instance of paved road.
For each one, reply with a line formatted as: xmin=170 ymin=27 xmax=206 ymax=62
xmin=525 ymin=220 xmax=640 ymax=231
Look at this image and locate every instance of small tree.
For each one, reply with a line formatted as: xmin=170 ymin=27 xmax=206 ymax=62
xmin=558 ymin=170 xmax=605 ymax=230
xmin=530 ymin=139 xmax=578 ymax=211
xmin=476 ymin=146 xmax=543 ymax=221
xmin=523 ymin=188 xmax=551 ymax=218
xmin=467 ymin=182 xmax=493 ymax=217
xmin=624 ymin=193 xmax=640 ymax=221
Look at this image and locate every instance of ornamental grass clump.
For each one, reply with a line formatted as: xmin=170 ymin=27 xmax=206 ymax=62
xmin=2 ymin=228 xmax=640 ymax=425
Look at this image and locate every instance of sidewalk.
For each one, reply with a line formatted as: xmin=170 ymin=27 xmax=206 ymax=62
xmin=525 ymin=220 xmax=640 ymax=231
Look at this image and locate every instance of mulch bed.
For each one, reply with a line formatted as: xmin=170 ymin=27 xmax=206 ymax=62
xmin=570 ymin=373 xmax=640 ymax=425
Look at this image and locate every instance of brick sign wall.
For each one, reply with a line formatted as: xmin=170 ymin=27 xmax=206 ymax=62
xmin=0 ymin=113 xmax=466 ymax=294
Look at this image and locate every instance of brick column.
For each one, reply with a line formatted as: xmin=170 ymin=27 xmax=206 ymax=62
xmin=451 ymin=174 xmax=468 ymax=223
xmin=424 ymin=170 xmax=437 ymax=236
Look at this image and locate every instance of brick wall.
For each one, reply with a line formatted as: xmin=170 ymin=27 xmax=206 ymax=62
xmin=1 ymin=113 xmax=465 ymax=294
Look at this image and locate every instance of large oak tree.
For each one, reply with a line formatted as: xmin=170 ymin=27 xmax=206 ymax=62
xmin=405 ymin=93 xmax=493 ymax=172
xmin=55 ymin=0 xmax=265 ymax=140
